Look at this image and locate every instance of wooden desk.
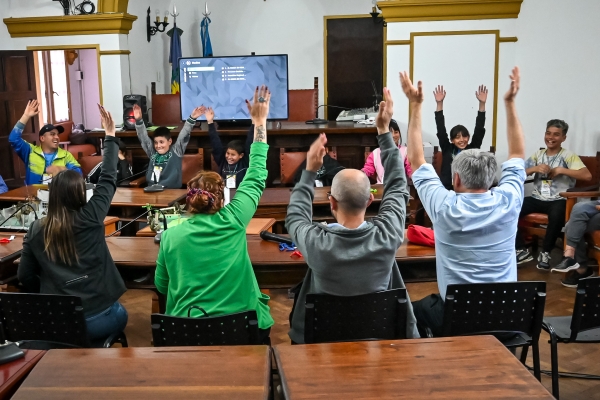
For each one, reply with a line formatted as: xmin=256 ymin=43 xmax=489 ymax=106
xmin=103 ymin=216 xmax=119 ymax=236
xmin=0 ymin=350 xmax=46 ymax=399
xmin=106 ymin=232 xmax=435 ymax=287
xmin=14 ymin=346 xmax=270 ymax=400
xmin=274 ymin=336 xmax=553 ymax=400
xmin=0 ymin=185 xmax=46 ymax=204
xmin=136 ymin=217 xmax=276 ymax=237
xmin=0 ymin=233 xmax=24 ymax=265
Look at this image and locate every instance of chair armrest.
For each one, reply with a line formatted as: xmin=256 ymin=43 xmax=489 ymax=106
xmin=560 ymin=191 xmax=600 ymax=199
xmin=129 ymin=176 xmax=147 ymax=187
xmin=567 ymin=184 xmax=600 ymax=193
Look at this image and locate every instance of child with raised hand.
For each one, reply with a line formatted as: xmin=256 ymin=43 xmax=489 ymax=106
xmin=434 ymin=85 xmax=488 ymax=190
xmin=134 ymin=104 xmax=204 ymax=189
xmin=206 ymin=105 xmax=254 ymax=188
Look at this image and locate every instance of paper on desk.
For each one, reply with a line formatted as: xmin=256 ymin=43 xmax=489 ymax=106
xmin=147 ymin=126 xmax=176 ymax=131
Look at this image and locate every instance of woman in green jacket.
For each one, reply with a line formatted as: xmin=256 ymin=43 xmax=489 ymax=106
xmin=155 ymin=86 xmax=274 ymax=341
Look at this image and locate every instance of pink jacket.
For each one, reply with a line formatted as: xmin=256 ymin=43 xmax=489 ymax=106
xmin=362 ymin=145 xmax=412 ymax=183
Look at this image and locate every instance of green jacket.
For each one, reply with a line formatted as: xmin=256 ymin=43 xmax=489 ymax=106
xmin=155 ymin=142 xmax=274 ymax=329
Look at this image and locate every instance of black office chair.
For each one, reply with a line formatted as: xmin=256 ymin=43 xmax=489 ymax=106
xmin=442 ymin=281 xmax=546 ymax=381
xmin=542 ymin=276 xmax=600 ymax=399
xmin=0 ymin=293 xmax=128 ymax=349
xmin=151 ymin=308 xmax=262 ymax=346
xmin=304 ymin=288 xmax=408 ymax=344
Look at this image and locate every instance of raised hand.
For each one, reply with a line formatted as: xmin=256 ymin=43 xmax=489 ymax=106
xmin=375 ymin=87 xmax=394 ymax=135
xmin=476 ymin=85 xmax=488 ymax=103
xmin=246 ymin=85 xmax=271 ymax=126
xmin=504 ymin=66 xmax=520 ymax=102
xmin=133 ymin=104 xmax=143 ymax=121
xmin=23 ymin=100 xmax=40 ymax=118
xmin=433 ymin=85 xmax=446 ymax=103
xmin=191 ymin=106 xmax=206 ymax=120
xmin=306 ymin=133 xmax=328 ymax=173
xmin=205 ymin=107 xmax=215 ymax=124
xmin=98 ymin=104 xmax=116 ymax=137
xmin=400 ymin=71 xmax=424 ymax=104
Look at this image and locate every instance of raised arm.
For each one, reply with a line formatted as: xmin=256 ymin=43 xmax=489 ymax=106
xmin=133 ymin=104 xmax=154 ymax=157
xmin=469 ymin=85 xmax=488 ymax=149
xmin=81 ymin=105 xmax=118 ymax=224
xmin=402 ymin=72 xmax=426 ymax=171
xmin=173 ymin=106 xmax=203 ymax=157
xmin=9 ymin=100 xmax=39 ymax=163
xmin=504 ymin=67 xmax=525 ymax=160
xmin=222 ymin=86 xmax=270 ymax=227
xmin=433 ymin=86 xmax=451 ymax=152
xmin=206 ymin=107 xmax=226 ymax=166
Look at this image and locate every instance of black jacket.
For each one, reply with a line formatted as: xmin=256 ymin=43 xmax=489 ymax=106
xmin=88 ymin=159 xmax=132 ymax=186
xmin=294 ymin=154 xmax=345 ymax=186
xmin=436 ymin=110 xmax=486 ymax=189
xmin=208 ymin=123 xmax=253 ymax=188
xmin=18 ymin=136 xmax=127 ymax=317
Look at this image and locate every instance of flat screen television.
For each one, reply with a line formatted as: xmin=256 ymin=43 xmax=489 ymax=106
xmin=179 ymin=54 xmax=289 ymax=122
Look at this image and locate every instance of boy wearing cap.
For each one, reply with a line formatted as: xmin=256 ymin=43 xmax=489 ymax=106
xmin=9 ymin=100 xmax=81 ymax=185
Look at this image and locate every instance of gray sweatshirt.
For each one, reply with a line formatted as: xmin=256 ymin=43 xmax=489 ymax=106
xmin=285 ymin=132 xmax=419 ymax=343
xmin=136 ymin=116 xmax=195 ymax=189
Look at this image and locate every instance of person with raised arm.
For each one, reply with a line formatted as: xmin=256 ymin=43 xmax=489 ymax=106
xmin=434 ymin=85 xmax=488 ymax=190
xmin=285 ymin=88 xmax=419 ymax=344
xmin=133 ymin=103 xmax=204 ymax=188
xmin=18 ymin=105 xmax=128 ymax=343
xmin=155 ymin=86 xmax=274 ymax=343
xmin=9 ymin=100 xmax=82 ymax=185
xmin=405 ymin=68 xmax=526 ymax=337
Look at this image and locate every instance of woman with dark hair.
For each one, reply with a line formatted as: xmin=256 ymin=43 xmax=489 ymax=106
xmin=434 ymin=84 xmax=488 ymax=190
xmin=362 ymin=119 xmax=412 ymax=182
xmin=155 ymin=86 xmax=274 ymax=342
xmin=18 ymin=105 xmax=128 ymax=343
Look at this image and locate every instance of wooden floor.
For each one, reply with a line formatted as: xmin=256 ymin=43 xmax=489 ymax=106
xmin=119 ymin=246 xmax=600 ymax=400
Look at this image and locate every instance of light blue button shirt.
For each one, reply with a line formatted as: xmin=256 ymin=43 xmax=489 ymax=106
xmin=412 ymin=158 xmax=526 ymax=299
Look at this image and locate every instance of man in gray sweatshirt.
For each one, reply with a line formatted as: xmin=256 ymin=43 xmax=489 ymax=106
xmin=285 ymin=88 xmax=419 ymax=343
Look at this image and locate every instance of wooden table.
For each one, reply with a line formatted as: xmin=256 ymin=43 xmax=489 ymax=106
xmin=136 ymin=217 xmax=276 ymax=237
xmin=0 ymin=185 xmax=46 ymax=203
xmin=14 ymin=346 xmax=271 ymax=400
xmin=106 ymin=231 xmax=435 ymax=287
xmin=0 ymin=350 xmax=46 ymax=399
xmin=274 ymin=336 xmax=553 ymax=400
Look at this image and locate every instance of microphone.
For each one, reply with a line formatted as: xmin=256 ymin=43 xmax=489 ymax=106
xmin=0 ymin=203 xmax=38 ymax=228
xmin=152 ymin=209 xmax=169 ymax=244
xmin=144 ymin=169 xmax=164 ymax=193
xmin=118 ymin=169 xmax=147 ymax=185
xmin=259 ymin=231 xmax=294 ymax=245
xmin=305 ymin=105 xmax=351 ymax=125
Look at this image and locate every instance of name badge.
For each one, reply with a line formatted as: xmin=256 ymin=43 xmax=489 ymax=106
xmin=541 ymin=179 xmax=552 ymax=197
xmin=315 ymin=180 xmax=324 ymax=188
xmin=226 ymin=174 xmax=237 ymax=189
xmin=153 ymin=166 xmax=162 ymax=183
xmin=42 ymin=174 xmax=52 ymax=184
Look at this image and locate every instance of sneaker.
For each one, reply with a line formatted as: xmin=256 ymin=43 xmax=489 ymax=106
xmin=537 ymin=252 xmax=551 ymax=270
xmin=516 ymin=249 xmax=533 ymax=264
xmin=551 ymin=257 xmax=580 ymax=273
xmin=561 ymin=268 xmax=594 ymax=288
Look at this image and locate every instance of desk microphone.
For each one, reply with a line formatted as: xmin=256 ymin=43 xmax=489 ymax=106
xmin=144 ymin=170 xmax=164 ymax=193
xmin=152 ymin=209 xmax=169 ymax=244
xmin=305 ymin=105 xmax=351 ymax=125
xmin=259 ymin=231 xmax=294 ymax=246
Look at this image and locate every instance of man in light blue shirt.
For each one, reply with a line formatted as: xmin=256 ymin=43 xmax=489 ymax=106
xmin=399 ymin=68 xmax=526 ymax=336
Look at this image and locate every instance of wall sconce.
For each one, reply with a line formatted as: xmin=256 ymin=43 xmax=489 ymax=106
xmin=147 ymin=6 xmax=170 ymax=42
xmin=370 ymin=1 xmax=386 ymax=26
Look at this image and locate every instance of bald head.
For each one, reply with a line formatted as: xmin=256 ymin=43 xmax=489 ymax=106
xmin=331 ymin=169 xmax=371 ymax=213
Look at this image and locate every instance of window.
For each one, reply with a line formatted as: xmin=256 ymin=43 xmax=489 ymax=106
xmin=37 ymin=50 xmax=72 ymax=124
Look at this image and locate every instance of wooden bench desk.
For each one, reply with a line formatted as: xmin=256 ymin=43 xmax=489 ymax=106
xmin=274 ymin=336 xmax=553 ymax=400
xmin=0 ymin=350 xmax=46 ymax=399
xmin=13 ymin=346 xmax=271 ymax=400
xmin=136 ymin=217 xmax=276 ymax=237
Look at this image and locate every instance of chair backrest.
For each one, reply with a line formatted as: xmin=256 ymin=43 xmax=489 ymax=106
xmin=79 ymin=155 xmax=103 ymax=178
xmin=0 ymin=293 xmax=89 ymax=347
xmin=152 ymin=93 xmax=182 ymax=126
xmin=151 ymin=310 xmax=261 ymax=346
xmin=181 ymin=151 xmax=204 ymax=186
xmin=569 ymin=276 xmax=600 ymax=339
xmin=280 ymin=149 xmax=307 ymax=184
xmin=55 ymin=120 xmax=73 ymax=142
xmin=576 ymin=152 xmax=600 ymax=188
xmin=304 ymin=288 xmax=408 ymax=344
xmin=443 ymin=281 xmax=546 ymax=339
xmin=288 ymin=89 xmax=317 ymax=122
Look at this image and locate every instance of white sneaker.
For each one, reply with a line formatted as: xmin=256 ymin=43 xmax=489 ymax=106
xmin=537 ymin=252 xmax=550 ymax=270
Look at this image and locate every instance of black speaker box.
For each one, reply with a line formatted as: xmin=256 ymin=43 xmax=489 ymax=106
xmin=123 ymin=95 xmax=148 ymax=130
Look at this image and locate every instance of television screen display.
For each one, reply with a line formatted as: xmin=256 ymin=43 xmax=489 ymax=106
xmin=179 ymin=54 xmax=289 ymax=121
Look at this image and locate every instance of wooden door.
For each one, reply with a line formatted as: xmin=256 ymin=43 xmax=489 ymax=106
xmin=326 ymin=17 xmax=384 ymax=121
xmin=0 ymin=51 xmax=38 ymax=189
